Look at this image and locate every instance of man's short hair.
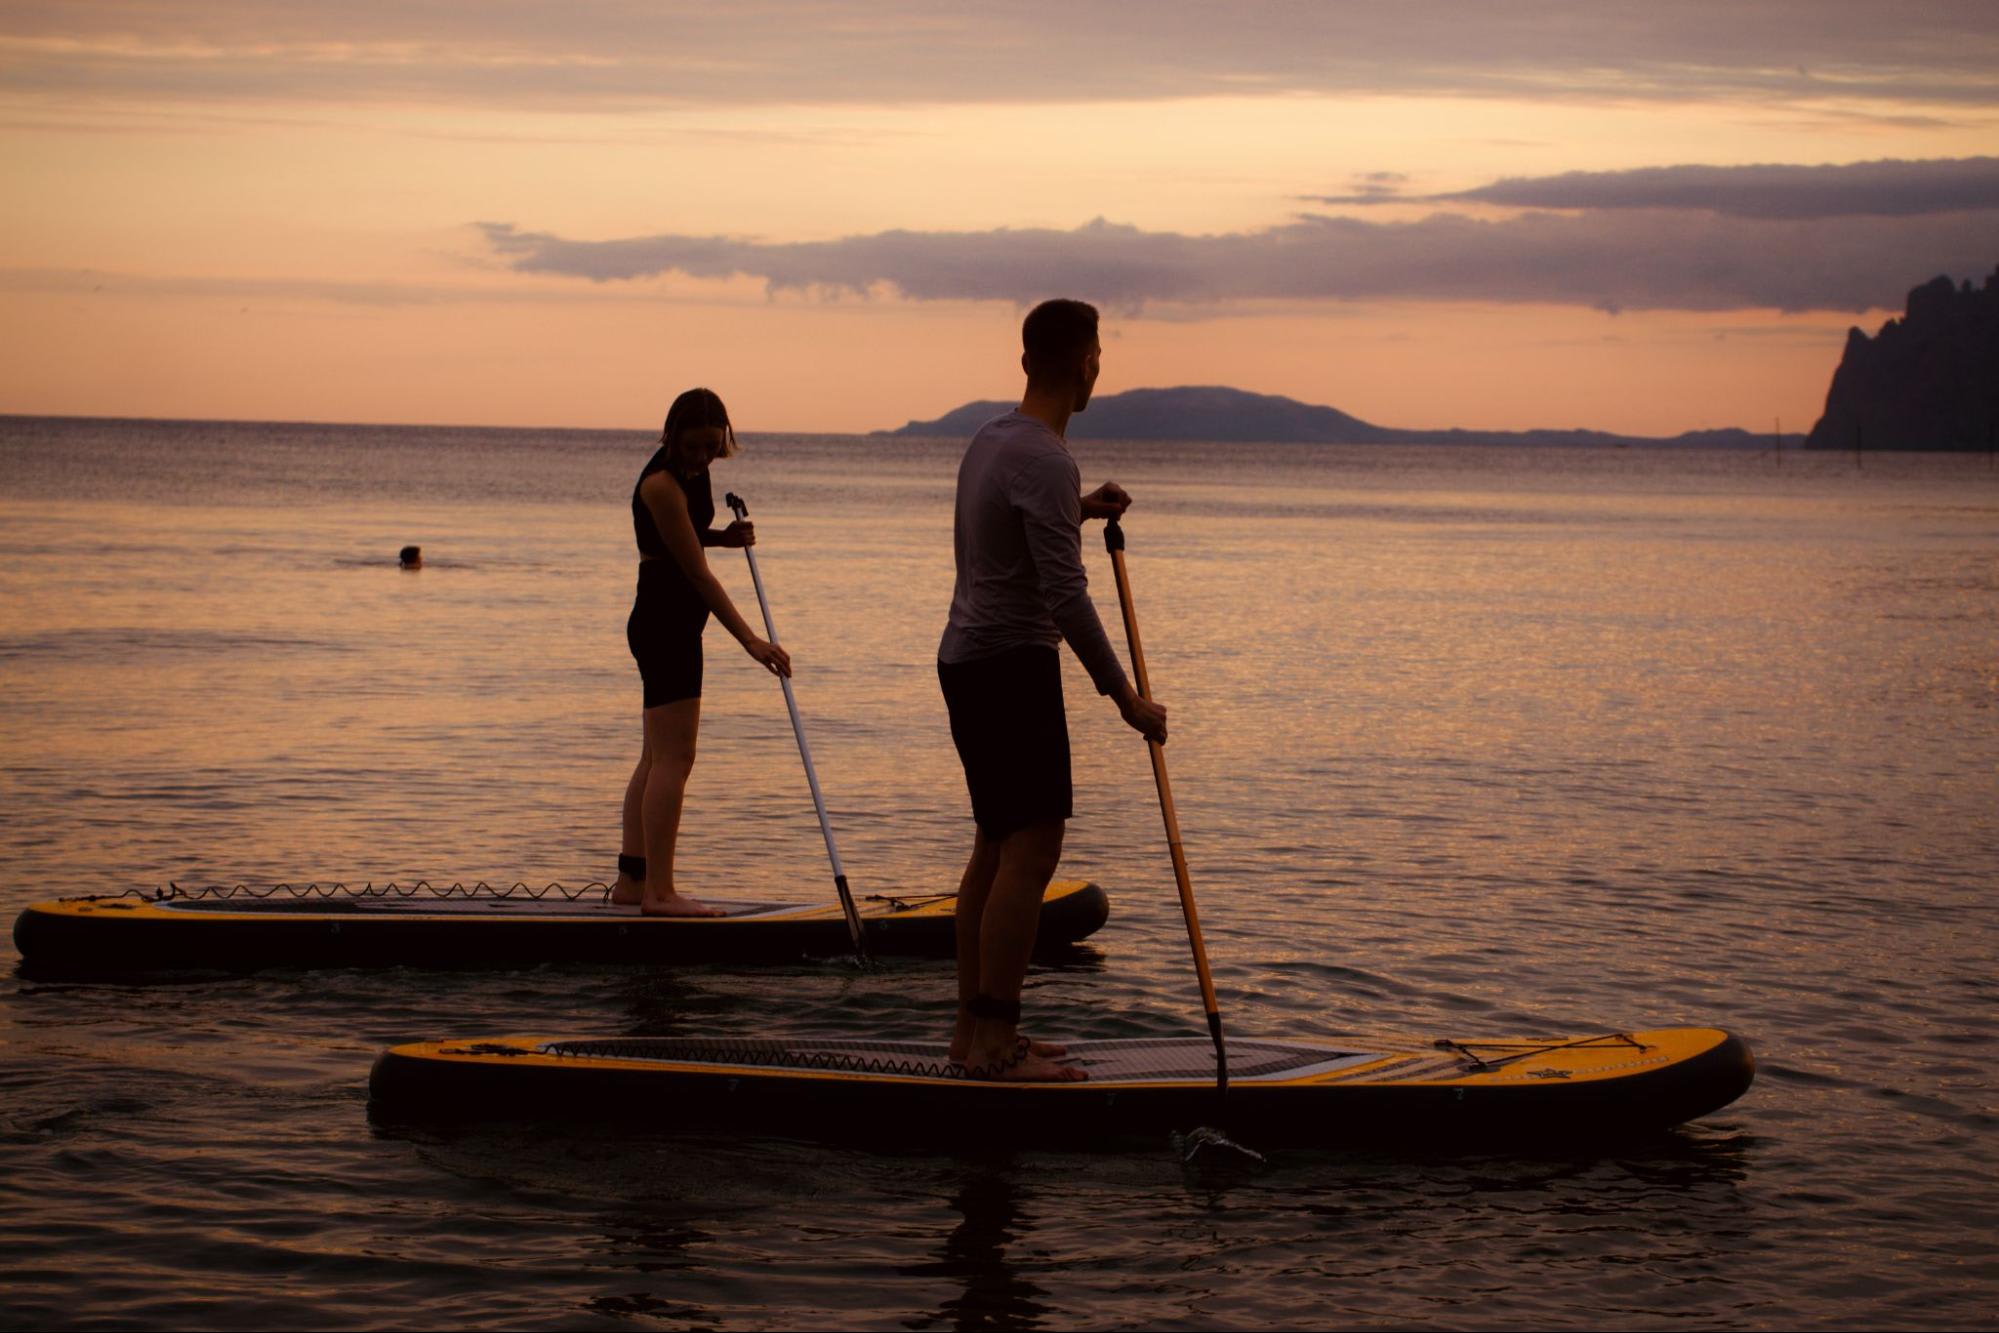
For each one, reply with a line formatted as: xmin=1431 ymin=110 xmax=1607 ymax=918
xmin=1022 ymin=299 xmax=1099 ymax=382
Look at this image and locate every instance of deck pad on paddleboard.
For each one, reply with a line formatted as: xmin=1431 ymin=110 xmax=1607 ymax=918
xmin=136 ymin=895 xmax=800 ymax=918
xmin=12 ymin=880 xmax=1108 ymax=970
xmin=539 ymin=1035 xmax=1378 ymax=1084
xmin=370 ymin=1027 xmax=1755 ymax=1147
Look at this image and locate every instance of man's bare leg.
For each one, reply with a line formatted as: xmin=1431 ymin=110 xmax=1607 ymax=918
xmin=611 ymin=743 xmax=649 ymax=904
xmin=958 ymin=818 xmax=1085 ymax=1082
xmin=949 ymin=829 xmax=1001 ymax=1058
xmin=639 ymin=698 xmax=725 ymax=917
xmin=949 ymin=829 xmax=1067 ymax=1062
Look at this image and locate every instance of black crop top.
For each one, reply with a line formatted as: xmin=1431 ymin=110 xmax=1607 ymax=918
xmin=632 ymin=444 xmax=715 ymax=559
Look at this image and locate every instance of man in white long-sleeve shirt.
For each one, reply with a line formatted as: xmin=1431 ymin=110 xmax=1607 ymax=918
xmin=937 ymin=298 xmax=1170 ymax=1082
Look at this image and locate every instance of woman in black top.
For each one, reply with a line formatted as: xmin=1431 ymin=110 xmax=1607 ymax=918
xmin=612 ymin=388 xmax=790 ymax=916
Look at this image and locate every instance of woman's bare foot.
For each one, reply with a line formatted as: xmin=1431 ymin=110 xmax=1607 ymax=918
xmin=610 ymin=873 xmax=643 ymax=906
xmin=639 ymin=890 xmax=727 ymax=918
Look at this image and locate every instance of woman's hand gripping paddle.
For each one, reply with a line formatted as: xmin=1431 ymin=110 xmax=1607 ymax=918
xmin=725 ymin=492 xmax=870 ymax=963
xmin=1103 ymin=517 xmax=1228 ymax=1092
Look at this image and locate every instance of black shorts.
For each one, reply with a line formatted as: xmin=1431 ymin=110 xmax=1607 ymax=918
xmin=937 ymin=643 xmax=1072 ymax=840
xmin=629 ymin=564 xmax=709 ymax=709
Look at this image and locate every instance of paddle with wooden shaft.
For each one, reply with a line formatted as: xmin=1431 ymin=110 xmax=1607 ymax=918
xmin=724 ymin=491 xmax=869 ymax=962
xmin=1103 ymin=516 xmax=1228 ymax=1093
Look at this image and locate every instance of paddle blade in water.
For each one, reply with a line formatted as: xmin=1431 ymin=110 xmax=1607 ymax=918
xmin=1176 ymin=1125 xmax=1267 ymax=1170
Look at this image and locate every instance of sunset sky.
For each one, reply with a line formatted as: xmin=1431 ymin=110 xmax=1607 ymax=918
xmin=2 ymin=1 xmax=1995 ymax=435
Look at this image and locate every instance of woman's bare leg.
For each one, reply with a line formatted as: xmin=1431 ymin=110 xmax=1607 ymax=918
xmin=639 ymin=697 xmax=725 ymax=917
xmin=611 ymin=743 xmax=649 ymax=904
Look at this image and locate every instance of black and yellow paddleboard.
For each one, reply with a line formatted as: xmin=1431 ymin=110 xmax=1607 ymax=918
xmin=369 ymin=1027 xmax=1753 ymax=1146
xmin=10 ymin=880 xmax=1108 ymax=972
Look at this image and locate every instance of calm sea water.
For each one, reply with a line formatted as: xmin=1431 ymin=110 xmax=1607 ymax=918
xmin=1 ymin=416 xmax=1994 ymax=1329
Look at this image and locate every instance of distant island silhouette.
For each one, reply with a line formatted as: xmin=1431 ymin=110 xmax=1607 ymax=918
xmin=878 ymin=384 xmax=1761 ymax=448
xmin=1807 ymin=266 xmax=1998 ymax=451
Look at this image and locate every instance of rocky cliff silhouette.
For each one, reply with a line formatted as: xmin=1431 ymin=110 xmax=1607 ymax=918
xmin=1807 ymin=267 xmax=1999 ymax=451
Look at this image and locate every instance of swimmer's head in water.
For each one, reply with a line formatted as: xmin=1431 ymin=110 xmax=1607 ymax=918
xmin=662 ymin=387 xmax=738 ymax=469
xmin=399 ymin=545 xmax=422 ymax=568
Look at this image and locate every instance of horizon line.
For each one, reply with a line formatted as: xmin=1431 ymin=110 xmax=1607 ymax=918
xmin=0 ymin=390 xmax=1772 ymax=443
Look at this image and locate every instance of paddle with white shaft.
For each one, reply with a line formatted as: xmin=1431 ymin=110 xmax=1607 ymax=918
xmin=724 ymin=491 xmax=868 ymax=961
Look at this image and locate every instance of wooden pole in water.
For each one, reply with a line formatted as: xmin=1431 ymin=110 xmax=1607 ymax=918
xmin=1102 ymin=517 xmax=1229 ymax=1093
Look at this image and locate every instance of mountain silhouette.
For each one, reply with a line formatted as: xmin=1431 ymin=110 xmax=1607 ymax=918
xmin=879 ymin=384 xmax=1757 ymax=447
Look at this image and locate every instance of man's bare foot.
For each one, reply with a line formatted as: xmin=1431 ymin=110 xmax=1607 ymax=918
xmin=609 ymin=873 xmax=643 ymax=906
xmin=638 ymin=890 xmax=727 ymax=918
xmin=949 ymin=1018 xmax=1068 ymax=1064
xmin=958 ymin=1041 xmax=1088 ymax=1083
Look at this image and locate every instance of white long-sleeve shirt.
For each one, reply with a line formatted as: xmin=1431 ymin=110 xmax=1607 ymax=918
xmin=937 ymin=411 xmax=1130 ymax=696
